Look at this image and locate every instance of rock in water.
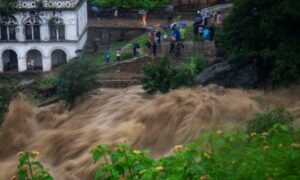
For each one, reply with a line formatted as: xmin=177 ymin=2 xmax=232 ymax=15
xmin=196 ymin=61 xmax=260 ymax=88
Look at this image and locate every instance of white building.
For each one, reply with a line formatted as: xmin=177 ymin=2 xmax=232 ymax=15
xmin=0 ymin=0 xmax=88 ymax=72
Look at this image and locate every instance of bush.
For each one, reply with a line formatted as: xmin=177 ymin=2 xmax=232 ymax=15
xmin=141 ymin=58 xmax=207 ymax=94
xmin=0 ymin=83 xmax=18 ymax=125
xmin=57 ymin=59 xmax=99 ymax=104
xmin=247 ymin=107 xmax=294 ymax=133
xmin=141 ymin=59 xmax=172 ymax=94
xmin=92 ymin=124 xmax=300 ymax=179
xmin=32 ymin=76 xmax=58 ymax=89
xmin=14 ymin=150 xmax=53 ymax=180
xmin=221 ymin=0 xmax=300 ymax=85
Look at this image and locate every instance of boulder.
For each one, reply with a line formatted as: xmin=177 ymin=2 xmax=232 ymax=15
xmin=196 ymin=60 xmax=260 ymax=88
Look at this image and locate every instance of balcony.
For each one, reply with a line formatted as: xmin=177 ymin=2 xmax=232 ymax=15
xmin=16 ymin=0 xmax=80 ymax=9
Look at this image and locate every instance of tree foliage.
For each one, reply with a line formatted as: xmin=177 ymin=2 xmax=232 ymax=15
xmin=247 ymin=107 xmax=294 ymax=133
xmin=91 ymin=0 xmax=170 ymax=10
xmin=0 ymin=0 xmax=17 ymax=17
xmin=141 ymin=57 xmax=207 ymax=94
xmin=57 ymin=59 xmax=99 ymax=105
xmin=221 ymin=0 xmax=300 ymax=85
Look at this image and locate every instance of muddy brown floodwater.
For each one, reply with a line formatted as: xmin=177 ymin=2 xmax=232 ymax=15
xmin=0 ymin=84 xmax=299 ymax=179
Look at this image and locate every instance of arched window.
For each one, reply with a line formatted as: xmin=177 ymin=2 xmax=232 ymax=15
xmin=24 ymin=15 xmax=41 ymax=40
xmin=49 ymin=17 xmax=65 ymax=40
xmin=0 ymin=17 xmax=17 ymax=41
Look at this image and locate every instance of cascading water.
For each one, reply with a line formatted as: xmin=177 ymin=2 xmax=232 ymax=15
xmin=0 ymin=84 xmax=299 ymax=179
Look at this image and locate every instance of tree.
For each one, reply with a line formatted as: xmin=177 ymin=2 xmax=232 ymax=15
xmin=221 ymin=0 xmax=300 ymax=85
xmin=0 ymin=0 xmax=17 ymax=17
xmin=91 ymin=0 xmax=170 ymax=10
xmin=57 ymin=59 xmax=99 ymax=105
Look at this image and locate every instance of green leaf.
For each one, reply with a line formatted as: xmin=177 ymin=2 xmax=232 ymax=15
xmin=92 ymin=149 xmax=102 ymax=162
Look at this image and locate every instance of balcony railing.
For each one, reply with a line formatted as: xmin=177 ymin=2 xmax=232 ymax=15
xmin=16 ymin=0 xmax=80 ymax=9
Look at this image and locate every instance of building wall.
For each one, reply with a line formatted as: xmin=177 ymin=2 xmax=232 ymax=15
xmin=0 ymin=1 xmax=88 ymax=73
xmin=0 ymin=31 xmax=87 ymax=72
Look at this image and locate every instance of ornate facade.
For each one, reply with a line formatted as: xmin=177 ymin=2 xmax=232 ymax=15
xmin=0 ymin=0 xmax=87 ymax=72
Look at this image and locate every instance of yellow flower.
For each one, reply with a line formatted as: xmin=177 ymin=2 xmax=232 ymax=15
xmin=204 ymin=152 xmax=210 ymax=159
xmin=139 ymin=170 xmax=147 ymax=174
xmin=32 ymin=151 xmax=40 ymax=156
xmin=262 ymin=132 xmax=268 ymax=136
xmin=133 ymin=150 xmax=141 ymax=154
xmin=263 ymin=145 xmax=270 ymax=151
xmin=155 ymin=166 xmax=164 ymax=171
xmin=291 ymin=143 xmax=300 ymax=148
xmin=250 ymin=132 xmax=257 ymax=137
xmin=17 ymin=151 xmax=23 ymax=157
xmin=172 ymin=145 xmax=184 ymax=152
xmin=216 ymin=130 xmax=223 ymax=134
xmin=200 ymin=175 xmax=209 ymax=180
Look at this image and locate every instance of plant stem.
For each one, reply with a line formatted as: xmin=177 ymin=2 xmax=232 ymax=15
xmin=122 ymin=147 xmax=134 ymax=178
xmin=26 ymin=152 xmax=34 ymax=179
xmin=99 ymin=147 xmax=114 ymax=179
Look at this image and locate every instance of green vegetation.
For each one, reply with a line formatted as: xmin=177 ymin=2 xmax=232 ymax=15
xmin=91 ymin=124 xmax=300 ymax=179
xmin=247 ymin=107 xmax=294 ymax=133
xmin=141 ymin=57 xmax=207 ymax=94
xmin=15 ymin=150 xmax=53 ymax=180
xmin=0 ymin=0 xmax=17 ymax=16
xmin=57 ymin=59 xmax=99 ymax=105
xmin=90 ymin=0 xmax=169 ymax=10
xmin=31 ymin=76 xmax=58 ymax=89
xmin=0 ymin=83 xmax=18 ymax=125
xmin=84 ymin=34 xmax=148 ymax=66
xmin=221 ymin=0 xmax=300 ymax=85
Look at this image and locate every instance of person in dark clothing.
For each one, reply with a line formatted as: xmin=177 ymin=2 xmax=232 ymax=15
xmin=132 ymin=42 xmax=140 ymax=57
xmin=169 ymin=39 xmax=176 ymax=55
xmin=156 ymin=31 xmax=161 ymax=44
xmin=152 ymin=42 xmax=157 ymax=57
xmin=209 ymin=25 xmax=215 ymax=41
xmin=145 ymin=41 xmax=152 ymax=54
xmin=193 ymin=21 xmax=201 ymax=38
xmin=92 ymin=41 xmax=98 ymax=55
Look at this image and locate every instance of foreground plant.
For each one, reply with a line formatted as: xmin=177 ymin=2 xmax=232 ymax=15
xmin=93 ymin=124 xmax=300 ymax=179
xmin=14 ymin=150 xmax=53 ymax=180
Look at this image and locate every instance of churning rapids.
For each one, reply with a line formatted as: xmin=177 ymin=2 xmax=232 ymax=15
xmin=0 ymin=85 xmax=300 ymax=179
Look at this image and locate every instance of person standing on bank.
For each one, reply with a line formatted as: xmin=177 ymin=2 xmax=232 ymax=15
xmin=116 ymin=49 xmax=121 ymax=61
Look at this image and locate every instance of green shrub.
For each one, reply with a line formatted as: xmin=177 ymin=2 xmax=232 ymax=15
xmin=141 ymin=58 xmax=207 ymax=94
xmin=0 ymin=83 xmax=18 ymax=125
xmin=14 ymin=150 xmax=53 ymax=180
xmin=32 ymin=76 xmax=58 ymax=89
xmin=141 ymin=59 xmax=172 ymax=94
xmin=221 ymin=0 xmax=300 ymax=85
xmin=92 ymin=124 xmax=300 ymax=179
xmin=57 ymin=59 xmax=99 ymax=105
xmin=247 ymin=107 xmax=294 ymax=133
xmin=170 ymin=67 xmax=194 ymax=89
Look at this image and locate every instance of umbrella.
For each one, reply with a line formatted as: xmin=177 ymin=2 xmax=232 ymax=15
xmin=178 ymin=21 xmax=187 ymax=27
xmin=165 ymin=5 xmax=174 ymax=13
xmin=159 ymin=24 xmax=170 ymax=30
xmin=91 ymin=6 xmax=101 ymax=17
xmin=138 ymin=9 xmax=147 ymax=15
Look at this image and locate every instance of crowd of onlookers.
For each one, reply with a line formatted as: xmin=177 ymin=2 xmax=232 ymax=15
xmin=101 ymin=8 xmax=224 ymax=63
